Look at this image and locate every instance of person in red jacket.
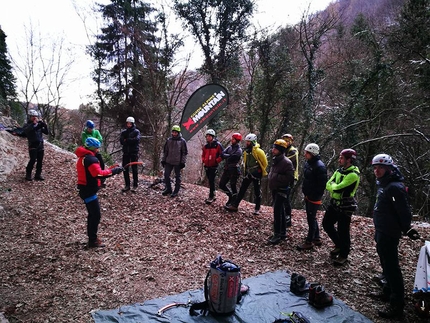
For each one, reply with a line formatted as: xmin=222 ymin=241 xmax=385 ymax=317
xmin=75 ymin=138 xmax=123 ymax=248
xmin=201 ymin=129 xmax=224 ymax=204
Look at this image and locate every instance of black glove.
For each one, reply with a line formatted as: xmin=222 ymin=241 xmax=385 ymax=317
xmin=161 ymin=161 xmax=166 ymax=167
xmin=180 ymin=163 xmax=185 ymax=169
xmin=406 ymin=228 xmax=420 ymax=240
xmin=111 ymin=167 xmax=124 ymax=175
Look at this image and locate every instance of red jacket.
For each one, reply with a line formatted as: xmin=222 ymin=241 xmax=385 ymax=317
xmin=75 ymin=146 xmax=112 ymax=189
xmin=202 ymin=140 xmax=223 ymax=168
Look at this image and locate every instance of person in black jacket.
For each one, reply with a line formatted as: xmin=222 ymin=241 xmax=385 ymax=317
xmin=297 ymin=143 xmax=327 ymax=250
xmin=370 ymin=153 xmax=420 ymax=319
xmin=267 ymin=139 xmax=294 ymax=245
xmin=23 ymin=109 xmax=49 ymax=181
xmin=120 ymin=116 xmax=141 ymax=192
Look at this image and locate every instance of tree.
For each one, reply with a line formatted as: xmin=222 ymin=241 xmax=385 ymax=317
xmin=0 ymin=27 xmax=18 ymax=117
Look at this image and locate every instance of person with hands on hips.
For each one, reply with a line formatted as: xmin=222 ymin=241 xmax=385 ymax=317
xmin=120 ymin=116 xmax=141 ymax=192
xmin=75 ymin=138 xmax=124 ymax=248
xmin=370 ymin=153 xmax=420 ymax=319
xmin=161 ymin=125 xmax=188 ymax=197
xmin=23 ymin=109 xmax=49 ymax=181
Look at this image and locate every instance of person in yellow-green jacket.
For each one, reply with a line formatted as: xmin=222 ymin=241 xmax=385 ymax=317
xmin=225 ymin=133 xmax=268 ymax=214
xmin=322 ymin=148 xmax=360 ymax=266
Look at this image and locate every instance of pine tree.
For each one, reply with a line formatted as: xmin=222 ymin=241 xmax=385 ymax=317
xmin=0 ymin=27 xmax=17 ymax=101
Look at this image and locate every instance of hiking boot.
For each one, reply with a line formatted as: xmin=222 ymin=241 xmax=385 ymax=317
xmin=122 ymin=186 xmax=130 ymax=192
xmin=131 ymin=185 xmax=138 ymax=192
xmin=330 ymin=247 xmax=341 ymax=258
xmin=312 ymin=238 xmax=322 ymax=246
xmin=333 ymin=256 xmax=348 ymax=266
xmin=308 ymin=282 xmax=320 ymax=305
xmin=253 ymin=209 xmax=260 ymax=215
xmin=225 ymin=204 xmax=238 ymax=212
xmin=290 ymin=273 xmax=309 ymax=295
xmin=171 ymin=192 xmax=178 ymax=197
xmin=368 ymin=291 xmax=389 ymax=302
xmin=268 ymin=235 xmax=283 ymax=245
xmin=88 ymin=238 xmax=105 ymax=248
xmin=377 ymin=305 xmax=403 ymax=319
xmin=25 ymin=175 xmax=33 ymax=181
xmin=205 ymin=196 xmax=216 ymax=204
xmin=34 ymin=175 xmax=44 ymax=181
xmin=297 ymin=240 xmax=313 ymax=251
xmin=313 ymin=285 xmax=333 ymax=308
xmin=162 ymin=188 xmax=172 ymax=196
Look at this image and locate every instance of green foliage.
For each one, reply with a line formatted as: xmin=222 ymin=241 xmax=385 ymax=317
xmin=0 ymin=27 xmax=17 ymax=101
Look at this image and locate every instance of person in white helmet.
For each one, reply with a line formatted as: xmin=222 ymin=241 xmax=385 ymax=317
xmin=297 ymin=143 xmax=327 ymax=250
xmin=120 ymin=116 xmax=141 ymax=192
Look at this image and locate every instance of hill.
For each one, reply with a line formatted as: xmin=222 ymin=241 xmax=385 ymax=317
xmin=0 ymin=128 xmax=429 ymax=322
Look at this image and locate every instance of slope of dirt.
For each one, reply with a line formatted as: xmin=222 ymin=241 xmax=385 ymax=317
xmin=0 ymin=133 xmax=429 ymax=323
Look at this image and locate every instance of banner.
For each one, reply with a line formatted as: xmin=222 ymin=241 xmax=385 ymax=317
xmin=180 ymin=84 xmax=229 ymax=141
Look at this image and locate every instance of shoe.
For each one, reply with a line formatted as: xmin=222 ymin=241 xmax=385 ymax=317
xmin=162 ymin=189 xmax=172 ymax=196
xmin=372 ymin=273 xmax=387 ymax=286
xmin=333 ymin=256 xmax=348 ymax=266
xmin=88 ymin=238 xmax=105 ymax=248
xmin=377 ymin=306 xmax=403 ymax=319
xmin=268 ymin=235 xmax=283 ymax=245
xmin=312 ymin=285 xmax=333 ymax=308
xmin=368 ymin=291 xmax=389 ymax=302
xmin=25 ymin=175 xmax=33 ymax=181
xmin=205 ymin=196 xmax=215 ymax=204
xmin=34 ymin=175 xmax=44 ymax=181
xmin=171 ymin=192 xmax=178 ymax=197
xmin=297 ymin=241 xmax=313 ymax=250
xmin=290 ymin=273 xmax=309 ymax=295
xmin=330 ymin=247 xmax=341 ymax=258
xmin=122 ymin=186 xmax=130 ymax=192
xmin=131 ymin=186 xmax=138 ymax=192
xmin=308 ymin=282 xmax=321 ymax=305
xmin=253 ymin=209 xmax=260 ymax=215
xmin=225 ymin=205 xmax=238 ymax=212
xmin=312 ymin=239 xmax=322 ymax=246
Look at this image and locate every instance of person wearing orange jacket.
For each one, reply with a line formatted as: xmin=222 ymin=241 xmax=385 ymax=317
xmin=201 ymin=129 xmax=224 ymax=204
xmin=75 ymin=138 xmax=123 ymax=248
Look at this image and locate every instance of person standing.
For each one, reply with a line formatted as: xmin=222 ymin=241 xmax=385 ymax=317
xmin=161 ymin=125 xmax=188 ymax=197
xmin=297 ymin=143 xmax=327 ymax=250
xmin=75 ymin=138 xmax=123 ymax=248
xmin=267 ymin=139 xmax=294 ymax=244
xmin=23 ymin=109 xmax=49 ymax=181
xmin=370 ymin=153 xmax=420 ymax=319
xmin=218 ymin=133 xmax=242 ymax=207
xmin=322 ymin=149 xmax=360 ymax=266
xmin=201 ymin=129 xmax=224 ymax=204
xmin=225 ymin=133 xmax=268 ymax=214
xmin=120 ymin=116 xmax=141 ymax=192
xmin=81 ymin=120 xmax=106 ymax=187
xmin=282 ymin=133 xmax=299 ymax=226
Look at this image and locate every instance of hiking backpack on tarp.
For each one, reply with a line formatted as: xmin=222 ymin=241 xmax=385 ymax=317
xmin=190 ymin=255 xmax=241 ymax=316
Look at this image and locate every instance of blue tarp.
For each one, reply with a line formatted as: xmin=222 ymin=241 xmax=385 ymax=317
xmin=92 ymin=271 xmax=372 ymax=323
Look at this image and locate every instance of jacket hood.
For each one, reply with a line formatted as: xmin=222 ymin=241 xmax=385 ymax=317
xmin=75 ymin=146 xmax=95 ymax=158
xmin=377 ymin=166 xmax=404 ymax=186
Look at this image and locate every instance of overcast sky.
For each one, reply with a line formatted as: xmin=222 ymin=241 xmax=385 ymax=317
xmin=0 ymin=0 xmax=333 ymax=110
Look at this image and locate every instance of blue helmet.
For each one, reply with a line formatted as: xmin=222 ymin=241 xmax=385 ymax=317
xmin=85 ymin=137 xmax=101 ymax=150
xmin=86 ymin=120 xmax=95 ymax=129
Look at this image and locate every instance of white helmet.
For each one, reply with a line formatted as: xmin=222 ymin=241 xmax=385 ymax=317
xmin=372 ymin=154 xmax=394 ymax=166
xmin=305 ymin=143 xmax=320 ymax=156
xmin=245 ymin=133 xmax=257 ymax=142
xmin=126 ymin=116 xmax=135 ymax=123
xmin=206 ymin=129 xmax=216 ymax=137
xmin=28 ymin=109 xmax=39 ymax=117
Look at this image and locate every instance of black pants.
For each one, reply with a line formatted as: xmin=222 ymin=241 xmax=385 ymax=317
xmin=272 ymin=190 xmax=288 ymax=237
xmin=322 ymin=204 xmax=352 ymax=258
xmin=26 ymin=144 xmax=44 ymax=176
xmin=233 ymin=174 xmax=262 ymax=210
xmin=205 ymin=167 xmax=218 ymax=198
xmin=164 ymin=163 xmax=182 ymax=193
xmin=305 ymin=200 xmax=321 ymax=242
xmin=375 ymin=231 xmax=404 ymax=308
xmin=219 ymin=168 xmax=239 ymax=198
xmin=79 ymin=190 xmax=101 ymax=244
xmin=123 ymin=154 xmax=138 ymax=187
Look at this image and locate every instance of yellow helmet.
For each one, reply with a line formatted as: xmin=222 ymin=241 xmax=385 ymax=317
xmin=273 ymin=139 xmax=288 ymax=152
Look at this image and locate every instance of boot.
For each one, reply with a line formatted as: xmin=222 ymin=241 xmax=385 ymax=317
xmin=162 ymin=188 xmax=172 ymax=196
xmin=377 ymin=305 xmax=403 ymax=319
xmin=312 ymin=285 xmax=333 ymax=308
xmin=34 ymin=174 xmax=44 ymax=181
xmin=25 ymin=172 xmax=33 ymax=181
xmin=290 ymin=274 xmax=309 ymax=295
xmin=297 ymin=240 xmax=313 ymax=251
xmin=308 ymin=282 xmax=320 ymax=305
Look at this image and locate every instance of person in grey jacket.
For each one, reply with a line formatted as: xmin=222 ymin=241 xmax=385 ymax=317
xmin=161 ymin=125 xmax=188 ymax=197
xmin=267 ymin=139 xmax=294 ymax=244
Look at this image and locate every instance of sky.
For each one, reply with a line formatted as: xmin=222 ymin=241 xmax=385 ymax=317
xmin=0 ymin=0 xmax=333 ymax=110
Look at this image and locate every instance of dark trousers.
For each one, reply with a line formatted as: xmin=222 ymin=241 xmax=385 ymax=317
xmin=164 ymin=163 xmax=182 ymax=193
xmin=26 ymin=145 xmax=44 ymax=176
xmin=283 ymin=186 xmax=292 ymax=226
xmin=272 ymin=191 xmax=287 ymax=237
xmin=123 ymin=154 xmax=138 ymax=187
xmin=322 ymin=205 xmax=352 ymax=258
xmin=305 ymin=200 xmax=321 ymax=242
xmin=219 ymin=169 xmax=239 ymax=198
xmin=79 ymin=191 xmax=101 ymax=244
xmin=375 ymin=231 xmax=405 ymax=308
xmin=205 ymin=167 xmax=218 ymax=197
xmin=233 ymin=174 xmax=262 ymax=210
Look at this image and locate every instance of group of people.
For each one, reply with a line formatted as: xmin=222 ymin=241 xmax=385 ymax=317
xmin=23 ymin=110 xmax=420 ymax=319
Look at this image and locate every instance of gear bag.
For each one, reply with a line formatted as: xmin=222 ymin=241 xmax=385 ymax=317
xmin=190 ymin=255 xmax=241 ymax=316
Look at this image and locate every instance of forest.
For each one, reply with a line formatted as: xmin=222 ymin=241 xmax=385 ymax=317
xmin=0 ymin=0 xmax=429 ymax=218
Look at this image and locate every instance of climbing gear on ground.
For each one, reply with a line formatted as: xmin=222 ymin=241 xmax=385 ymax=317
xmin=273 ymin=311 xmax=311 ymax=323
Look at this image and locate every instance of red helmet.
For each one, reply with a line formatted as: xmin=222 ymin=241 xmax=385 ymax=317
xmin=232 ymin=133 xmax=242 ymax=141
xmin=340 ymin=149 xmax=357 ymax=160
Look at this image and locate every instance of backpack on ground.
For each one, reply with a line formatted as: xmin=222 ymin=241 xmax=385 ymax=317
xmin=190 ymin=255 xmax=241 ymax=316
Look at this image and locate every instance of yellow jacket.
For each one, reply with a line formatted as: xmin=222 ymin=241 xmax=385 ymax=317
xmin=242 ymin=143 xmax=268 ymax=176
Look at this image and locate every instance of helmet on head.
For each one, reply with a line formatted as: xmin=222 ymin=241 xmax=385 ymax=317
xmin=85 ymin=137 xmax=101 ymax=150
xmin=28 ymin=109 xmax=39 ymax=117
xmin=172 ymin=125 xmax=181 ymax=132
xmin=86 ymin=120 xmax=95 ymax=129
xmin=340 ymin=148 xmax=357 ymax=160
xmin=304 ymin=143 xmax=320 ymax=156
xmin=372 ymin=154 xmax=393 ymax=166
xmin=206 ymin=129 xmax=216 ymax=137
xmin=273 ymin=139 xmax=288 ymax=153
xmin=126 ymin=116 xmax=135 ymax=123
xmin=245 ymin=133 xmax=257 ymax=142
xmin=282 ymin=133 xmax=293 ymax=142
xmin=232 ymin=133 xmax=242 ymax=141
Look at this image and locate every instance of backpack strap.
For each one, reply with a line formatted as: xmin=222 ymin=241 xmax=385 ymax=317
xmin=189 ymin=270 xmax=211 ymax=316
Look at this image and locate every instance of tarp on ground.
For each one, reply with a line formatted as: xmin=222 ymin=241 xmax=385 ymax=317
xmin=92 ymin=271 xmax=372 ymax=323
